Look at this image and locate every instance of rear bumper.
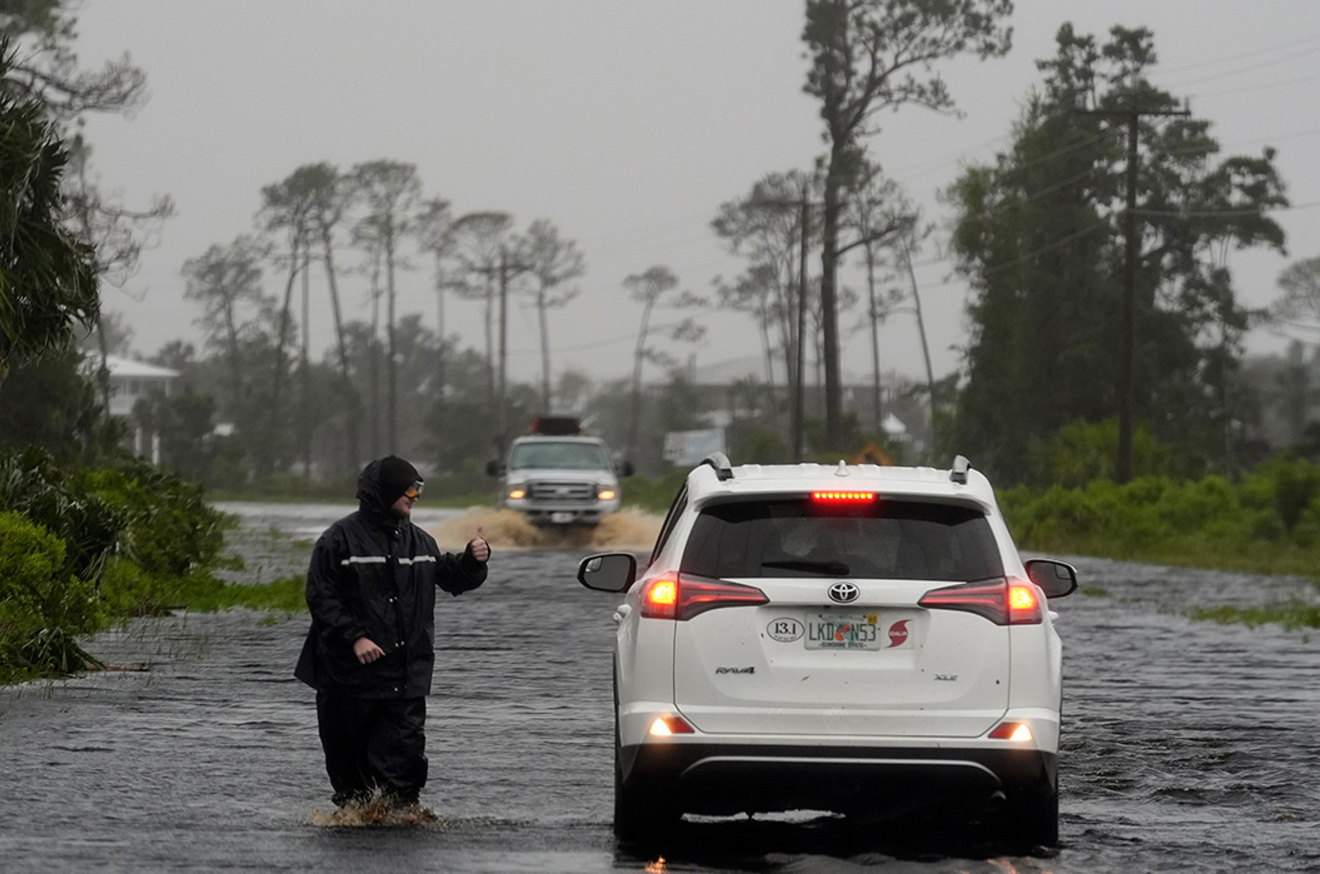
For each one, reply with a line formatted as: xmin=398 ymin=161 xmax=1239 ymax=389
xmin=619 ymin=741 xmax=1055 ymax=819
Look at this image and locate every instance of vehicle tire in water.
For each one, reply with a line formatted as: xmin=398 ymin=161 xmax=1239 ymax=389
xmin=1002 ymin=772 xmax=1059 ymax=849
xmin=612 ymin=694 xmax=679 ymax=846
xmin=613 ymin=758 xmax=679 ymax=846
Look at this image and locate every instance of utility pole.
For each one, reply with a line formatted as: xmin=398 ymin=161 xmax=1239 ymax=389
xmin=494 ymin=245 xmax=533 ymax=456
xmin=1084 ymin=101 xmax=1189 ymax=483
xmin=794 ymin=182 xmax=809 ymax=462
xmin=498 ymin=248 xmax=509 ymax=453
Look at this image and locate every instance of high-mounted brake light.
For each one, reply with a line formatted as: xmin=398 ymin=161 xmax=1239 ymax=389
xmin=918 ymin=578 xmax=1043 ymax=625
xmin=639 ymin=574 xmax=768 ymax=621
xmin=811 ymin=491 xmax=876 ymax=502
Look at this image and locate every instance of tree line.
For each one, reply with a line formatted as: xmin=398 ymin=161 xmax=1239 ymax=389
xmin=4 ymin=1 xmax=1319 ymax=495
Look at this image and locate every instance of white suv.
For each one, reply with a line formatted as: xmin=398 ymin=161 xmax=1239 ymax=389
xmin=577 ymin=454 xmax=1077 ymax=848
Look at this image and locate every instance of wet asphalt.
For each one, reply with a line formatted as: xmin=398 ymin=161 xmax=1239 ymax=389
xmin=1 ymin=503 xmax=1317 ymax=873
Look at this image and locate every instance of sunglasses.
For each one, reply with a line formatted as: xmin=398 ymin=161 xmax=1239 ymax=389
xmin=403 ymin=481 xmax=424 ymax=500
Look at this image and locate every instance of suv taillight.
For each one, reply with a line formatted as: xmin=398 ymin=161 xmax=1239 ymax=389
xmin=640 ymin=573 xmax=768 ymax=621
xmin=917 ymin=577 xmax=1042 ymax=625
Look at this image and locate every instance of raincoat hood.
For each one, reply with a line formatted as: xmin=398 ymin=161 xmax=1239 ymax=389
xmin=356 ymin=456 xmax=422 ymax=517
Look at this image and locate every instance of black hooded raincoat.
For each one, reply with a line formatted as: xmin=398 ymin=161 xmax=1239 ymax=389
xmin=295 ymin=459 xmax=487 ymax=699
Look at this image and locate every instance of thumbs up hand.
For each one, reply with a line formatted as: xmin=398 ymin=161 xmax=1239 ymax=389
xmin=469 ymin=525 xmax=491 ymax=562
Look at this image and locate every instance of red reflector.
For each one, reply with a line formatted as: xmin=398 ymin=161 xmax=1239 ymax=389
xmin=989 ymin=722 xmax=1033 ymax=742
xmin=638 ymin=574 xmax=768 ymax=620
xmin=649 ymin=715 xmax=695 ymax=736
xmin=811 ymin=491 xmax=876 ymax=502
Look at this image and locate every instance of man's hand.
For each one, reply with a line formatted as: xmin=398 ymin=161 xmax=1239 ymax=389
xmin=353 ymin=637 xmax=386 ymax=664
xmin=469 ymin=526 xmax=490 ymax=563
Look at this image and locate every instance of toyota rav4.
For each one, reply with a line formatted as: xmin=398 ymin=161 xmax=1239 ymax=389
xmin=577 ymin=454 xmax=1077 ymax=847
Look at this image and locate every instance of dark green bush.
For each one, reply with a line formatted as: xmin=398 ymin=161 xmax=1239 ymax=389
xmin=0 ymin=447 xmax=237 ymax=679
xmin=0 ymin=511 xmax=105 ymax=683
xmin=999 ymin=455 xmax=1320 ymax=577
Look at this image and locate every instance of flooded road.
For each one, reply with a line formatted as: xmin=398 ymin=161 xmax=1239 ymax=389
xmin=1 ymin=503 xmax=1317 ymax=872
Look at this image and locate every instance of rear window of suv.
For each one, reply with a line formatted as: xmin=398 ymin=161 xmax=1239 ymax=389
xmin=681 ymin=498 xmax=1003 ymax=582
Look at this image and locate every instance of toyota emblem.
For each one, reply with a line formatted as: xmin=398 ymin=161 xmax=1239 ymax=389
xmin=828 ymin=582 xmax=860 ymax=604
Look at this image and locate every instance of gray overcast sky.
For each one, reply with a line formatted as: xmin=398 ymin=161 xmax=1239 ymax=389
xmin=71 ymin=0 xmax=1320 ymax=389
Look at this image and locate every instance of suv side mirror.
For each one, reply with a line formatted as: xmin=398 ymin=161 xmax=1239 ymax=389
xmin=616 ymin=460 xmax=634 ymax=477
xmin=1025 ymin=559 xmax=1078 ymax=599
xmin=578 ymin=552 xmax=637 ymax=593
xmin=485 ymin=460 xmax=505 ymax=477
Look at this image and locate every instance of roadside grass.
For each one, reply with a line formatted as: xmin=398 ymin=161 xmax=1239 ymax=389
xmin=1040 ymin=533 xmax=1320 ymax=580
xmin=177 ymin=575 xmax=306 ymax=614
xmin=1191 ymin=602 xmax=1320 ymax=631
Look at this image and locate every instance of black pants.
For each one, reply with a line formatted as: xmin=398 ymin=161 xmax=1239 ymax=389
xmin=315 ymin=693 xmax=428 ymax=806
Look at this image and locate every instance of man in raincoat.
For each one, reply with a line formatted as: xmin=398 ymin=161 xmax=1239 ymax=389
xmin=295 ymin=455 xmax=490 ymax=808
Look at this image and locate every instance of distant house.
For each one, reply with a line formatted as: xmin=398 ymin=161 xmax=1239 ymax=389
xmin=85 ymin=354 xmax=180 ymax=462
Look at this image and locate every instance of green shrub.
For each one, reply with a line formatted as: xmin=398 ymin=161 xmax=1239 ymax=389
xmin=621 ymin=468 xmax=690 ymax=514
xmin=736 ymin=428 xmax=793 ymax=464
xmin=1 ymin=447 xmax=239 ymax=679
xmin=0 ymin=446 xmax=124 ymax=585
xmin=1271 ymin=457 xmax=1320 ymax=531
xmin=0 ymin=511 xmax=105 ymax=682
xmin=70 ymin=459 xmax=231 ymax=581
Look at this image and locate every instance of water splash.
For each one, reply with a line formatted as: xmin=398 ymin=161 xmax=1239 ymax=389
xmin=310 ymin=797 xmax=440 ymax=827
xmin=429 ymin=507 xmax=660 ymax=552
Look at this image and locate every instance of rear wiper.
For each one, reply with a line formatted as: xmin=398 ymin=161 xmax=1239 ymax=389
xmin=761 ymin=559 xmax=851 ymax=575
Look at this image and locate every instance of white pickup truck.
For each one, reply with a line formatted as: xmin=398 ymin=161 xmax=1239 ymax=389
xmin=486 ymin=417 xmax=632 ymax=527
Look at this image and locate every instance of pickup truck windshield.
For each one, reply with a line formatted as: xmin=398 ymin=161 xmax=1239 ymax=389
xmin=510 ymin=441 xmax=612 ymax=471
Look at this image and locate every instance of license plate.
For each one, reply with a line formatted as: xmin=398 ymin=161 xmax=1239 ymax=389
xmin=805 ymin=613 xmax=881 ymax=650
xmin=549 ymin=511 xmax=575 ymax=524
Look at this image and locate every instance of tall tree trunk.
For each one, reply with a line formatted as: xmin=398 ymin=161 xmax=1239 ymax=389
xmin=321 ymin=227 xmax=359 ymax=474
xmin=266 ymin=235 xmax=301 ymax=477
xmin=386 ymin=230 xmax=398 ymax=453
xmin=434 ymin=259 xmax=448 ymax=465
xmin=865 ymin=242 xmax=882 ymax=434
xmin=627 ymin=300 xmax=655 ymax=461
xmin=758 ymin=295 xmax=780 ymax=433
xmin=484 ymin=272 xmax=495 ymax=399
xmin=300 ymin=248 xmax=312 ymax=478
xmin=820 ymin=145 xmax=845 ymax=452
xmin=903 ymin=242 xmax=937 ymax=454
xmin=368 ymin=253 xmax=381 ymax=459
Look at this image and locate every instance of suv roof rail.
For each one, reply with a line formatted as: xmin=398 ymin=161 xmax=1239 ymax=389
xmin=699 ymin=452 xmax=734 ymax=481
xmin=950 ymin=455 xmax=971 ymax=484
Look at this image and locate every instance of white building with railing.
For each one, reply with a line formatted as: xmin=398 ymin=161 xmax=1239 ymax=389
xmin=85 ymin=355 xmax=180 ymax=462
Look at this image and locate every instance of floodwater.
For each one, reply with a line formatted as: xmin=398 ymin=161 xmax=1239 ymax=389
xmin=1 ymin=502 xmax=1318 ymax=873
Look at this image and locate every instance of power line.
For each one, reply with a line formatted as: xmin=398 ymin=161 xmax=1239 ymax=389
xmin=1154 ymin=31 xmax=1320 ymax=76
